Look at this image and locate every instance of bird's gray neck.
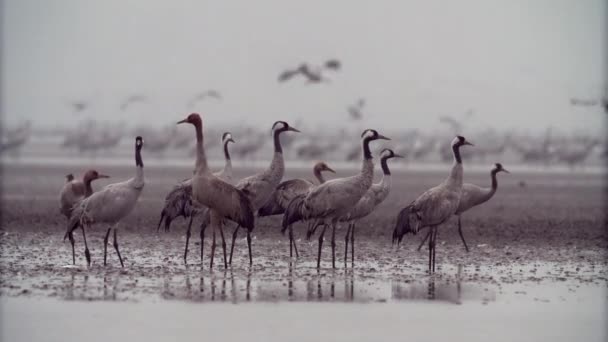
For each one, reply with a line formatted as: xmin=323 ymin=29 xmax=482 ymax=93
xmin=134 ymin=166 xmax=144 ymax=187
xmin=268 ymin=151 xmax=285 ymax=182
xmin=361 ymin=157 xmax=374 ymax=180
xmin=378 ymin=173 xmax=392 ymax=192
xmin=446 ymin=162 xmax=463 ymax=189
xmin=273 ymin=129 xmax=285 ymax=154
xmin=194 ymin=123 xmax=209 ymax=173
xmin=313 ymin=168 xmax=326 ymax=184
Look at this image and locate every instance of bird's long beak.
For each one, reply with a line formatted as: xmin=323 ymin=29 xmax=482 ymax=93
xmin=177 ymin=118 xmax=188 ymax=125
xmin=464 ymin=141 xmax=474 ymax=146
xmin=98 ymin=174 xmax=110 ymax=179
xmin=325 ymin=166 xmax=336 ymax=173
xmin=288 ymin=127 xmax=301 ymax=133
xmin=227 ymin=138 xmax=236 ymax=144
xmin=394 ymin=153 xmax=405 ymax=158
xmin=378 ymin=134 xmax=391 ymax=140
xmin=502 ymin=168 xmax=510 ymax=174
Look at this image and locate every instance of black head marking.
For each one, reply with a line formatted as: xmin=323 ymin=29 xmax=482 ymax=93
xmin=135 ymin=136 xmax=144 ymax=147
xmin=222 ymin=132 xmax=231 ymax=141
xmin=361 ymin=129 xmax=378 ymax=138
xmin=272 ymin=121 xmax=288 ymax=132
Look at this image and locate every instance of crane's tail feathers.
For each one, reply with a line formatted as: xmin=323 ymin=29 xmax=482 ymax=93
xmin=306 ymin=220 xmax=321 ymax=240
xmin=282 ymin=195 xmax=306 ymax=230
xmin=63 ymin=208 xmax=83 ymax=241
xmin=199 ymin=208 xmax=210 ymax=231
xmin=392 ymin=206 xmax=416 ymax=245
xmin=258 ymin=193 xmax=284 ymax=217
xmin=234 ymin=189 xmax=255 ymax=231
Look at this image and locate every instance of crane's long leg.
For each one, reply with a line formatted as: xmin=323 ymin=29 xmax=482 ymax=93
xmin=184 ymin=215 xmax=194 ymax=264
xmin=200 ymin=223 xmax=207 ymax=265
xmin=316 ymin=225 xmax=328 ymax=269
xmin=351 ymin=223 xmax=355 ymax=266
xmin=291 ymin=225 xmax=299 ymax=258
xmin=247 ymin=230 xmax=253 ymax=266
xmin=289 ymin=225 xmax=294 ymax=258
xmin=103 ymin=227 xmax=111 ymax=266
xmin=210 ymin=224 xmax=216 ymax=270
xmin=219 ymin=222 xmax=228 ymax=269
xmin=113 ymin=229 xmax=124 ymax=268
xmin=417 ymin=229 xmax=431 ymax=251
xmin=432 ymin=227 xmax=438 ymax=273
xmin=68 ymin=231 xmax=76 ymax=265
xmin=82 ymin=224 xmax=91 ymax=267
xmin=457 ymin=215 xmax=470 ymax=252
xmin=331 ymin=222 xmax=337 ymax=269
xmin=427 ymin=226 xmax=433 ymax=273
xmin=228 ymin=225 xmax=240 ymax=265
xmin=344 ymin=223 xmax=352 ymax=265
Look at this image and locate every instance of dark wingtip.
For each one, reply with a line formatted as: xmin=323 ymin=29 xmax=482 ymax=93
xmin=282 ymin=195 xmax=306 ymax=230
xmin=393 ymin=206 xmax=415 ymax=245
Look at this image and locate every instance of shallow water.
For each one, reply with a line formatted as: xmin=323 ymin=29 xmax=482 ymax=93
xmin=1 ymin=163 xmax=606 ymax=341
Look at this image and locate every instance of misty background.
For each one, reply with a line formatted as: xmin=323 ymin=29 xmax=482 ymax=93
xmin=3 ymin=0 xmax=606 ymax=132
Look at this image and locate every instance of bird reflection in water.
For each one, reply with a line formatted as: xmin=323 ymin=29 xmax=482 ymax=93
xmin=392 ymin=264 xmax=468 ymax=304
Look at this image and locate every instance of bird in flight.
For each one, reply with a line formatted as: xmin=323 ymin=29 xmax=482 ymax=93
xmin=188 ymin=90 xmax=222 ymax=108
xmin=278 ymin=59 xmax=342 ymax=84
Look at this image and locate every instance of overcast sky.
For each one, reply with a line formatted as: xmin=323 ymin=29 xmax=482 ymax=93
xmin=2 ymin=0 xmax=606 ymax=134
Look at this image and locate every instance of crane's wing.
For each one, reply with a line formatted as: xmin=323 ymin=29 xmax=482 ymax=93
xmin=208 ymin=178 xmax=254 ymax=230
xmin=302 ymin=177 xmax=360 ymax=218
xmin=275 ymin=179 xmax=314 ymax=209
xmin=278 ymin=69 xmax=300 ymax=82
xmin=412 ymin=186 xmax=460 ymax=226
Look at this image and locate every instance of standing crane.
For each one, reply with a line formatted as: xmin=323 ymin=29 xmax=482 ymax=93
xmin=416 ymin=163 xmax=509 ymax=252
xmin=59 ymin=169 xmax=110 ymax=264
xmin=182 ymin=133 xmax=236 ymax=264
xmin=228 ymin=121 xmax=300 ymax=265
xmin=257 ymin=161 xmax=336 ymax=258
xmin=339 ymin=149 xmax=402 ymax=266
xmin=177 ymin=113 xmax=254 ymax=269
xmin=64 ymin=137 xmax=145 ymax=267
xmin=283 ymin=129 xmax=390 ymax=269
xmin=392 ymin=135 xmax=473 ymax=273
xmin=157 ymin=132 xmax=235 ymax=233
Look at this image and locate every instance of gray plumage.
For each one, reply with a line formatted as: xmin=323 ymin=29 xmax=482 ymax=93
xmin=59 ymin=170 xmax=109 ymax=219
xmin=393 ymin=135 xmax=473 ymax=273
xmin=258 ymin=161 xmax=335 ymax=218
xmin=416 ymin=163 xmax=509 ymax=252
xmin=157 ymin=132 xmax=235 ymax=232
xmin=339 ymin=149 xmax=402 ymax=265
xmin=258 ymin=161 xmax=335 ymax=259
xmin=177 ymin=113 xmax=254 ymax=269
xmin=226 ymin=121 xmax=300 ymax=265
xmin=283 ymin=129 xmax=390 ymax=269
xmin=64 ymin=137 xmax=145 ymax=267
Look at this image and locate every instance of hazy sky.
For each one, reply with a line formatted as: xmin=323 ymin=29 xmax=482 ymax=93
xmin=2 ymin=0 xmax=606 ymax=134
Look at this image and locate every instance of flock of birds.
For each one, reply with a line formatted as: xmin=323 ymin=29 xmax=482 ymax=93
xmin=59 ymin=113 xmax=512 ymax=274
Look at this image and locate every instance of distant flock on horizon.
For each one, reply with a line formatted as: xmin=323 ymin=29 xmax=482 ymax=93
xmin=60 ymin=113 xmax=510 ymax=274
